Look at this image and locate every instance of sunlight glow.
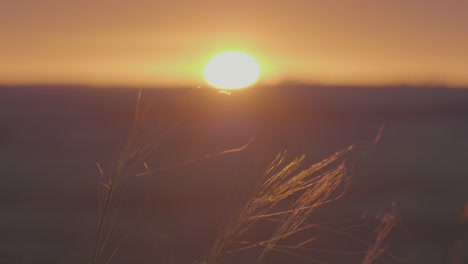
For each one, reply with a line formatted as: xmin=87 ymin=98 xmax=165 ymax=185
xmin=203 ymin=52 xmax=260 ymax=90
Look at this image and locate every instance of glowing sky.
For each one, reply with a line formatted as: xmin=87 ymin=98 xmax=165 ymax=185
xmin=1 ymin=0 xmax=467 ymax=87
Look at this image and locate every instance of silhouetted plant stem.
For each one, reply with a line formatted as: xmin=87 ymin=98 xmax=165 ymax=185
xmin=92 ymin=184 xmax=115 ymax=264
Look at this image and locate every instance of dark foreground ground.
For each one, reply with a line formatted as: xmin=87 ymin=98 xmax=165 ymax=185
xmin=0 ymin=85 xmax=467 ymax=264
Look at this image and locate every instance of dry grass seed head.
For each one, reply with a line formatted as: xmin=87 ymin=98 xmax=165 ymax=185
xmin=207 ymin=146 xmax=355 ymax=264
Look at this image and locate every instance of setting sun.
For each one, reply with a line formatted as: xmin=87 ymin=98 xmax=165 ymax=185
xmin=203 ymin=52 xmax=260 ymax=90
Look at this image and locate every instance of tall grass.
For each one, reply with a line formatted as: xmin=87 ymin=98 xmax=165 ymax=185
xmin=92 ymin=88 xmax=199 ymax=264
xmin=92 ymin=89 xmax=396 ymax=264
xmin=92 ymin=89 xmax=252 ymax=263
xmin=206 ymin=147 xmax=353 ymax=264
xmin=204 ymin=125 xmax=397 ymax=264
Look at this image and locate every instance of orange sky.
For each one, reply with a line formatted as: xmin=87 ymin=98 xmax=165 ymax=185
xmin=1 ymin=0 xmax=467 ymax=87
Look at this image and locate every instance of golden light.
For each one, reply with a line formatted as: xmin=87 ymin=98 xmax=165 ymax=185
xmin=203 ymin=51 xmax=261 ymax=90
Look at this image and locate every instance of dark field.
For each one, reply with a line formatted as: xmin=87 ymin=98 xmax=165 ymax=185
xmin=1 ymin=85 xmax=467 ymax=264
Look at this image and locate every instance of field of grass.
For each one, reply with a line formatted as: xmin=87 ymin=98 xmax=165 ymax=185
xmin=0 ymin=85 xmax=467 ymax=263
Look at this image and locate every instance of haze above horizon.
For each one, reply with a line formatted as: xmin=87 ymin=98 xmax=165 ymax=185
xmin=1 ymin=0 xmax=467 ymax=87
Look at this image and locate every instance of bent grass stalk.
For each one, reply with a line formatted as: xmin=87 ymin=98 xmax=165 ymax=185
xmin=92 ymin=89 xmax=253 ymax=264
xmin=91 ymin=88 xmax=197 ymax=264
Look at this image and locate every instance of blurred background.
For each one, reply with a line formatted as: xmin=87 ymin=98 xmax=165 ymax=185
xmin=0 ymin=84 xmax=467 ymax=263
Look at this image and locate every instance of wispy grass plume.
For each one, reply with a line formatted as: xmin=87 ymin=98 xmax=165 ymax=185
xmin=92 ymin=89 xmax=197 ymax=263
xmin=362 ymin=203 xmax=398 ymax=264
xmin=92 ymin=88 xmax=252 ymax=264
xmin=205 ymin=125 xmax=393 ymax=264
xmin=206 ymin=145 xmax=356 ymax=264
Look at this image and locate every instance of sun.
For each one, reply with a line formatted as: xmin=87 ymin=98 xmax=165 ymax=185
xmin=203 ymin=51 xmax=261 ymax=90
